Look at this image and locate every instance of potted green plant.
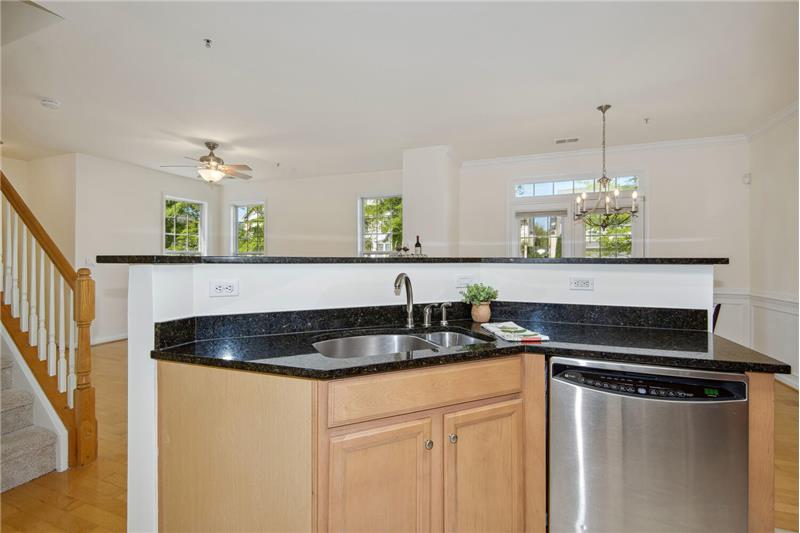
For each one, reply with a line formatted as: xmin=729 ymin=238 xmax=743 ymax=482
xmin=460 ymin=283 xmax=499 ymax=323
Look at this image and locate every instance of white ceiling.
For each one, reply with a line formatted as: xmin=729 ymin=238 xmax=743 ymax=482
xmin=2 ymin=1 xmax=797 ymax=180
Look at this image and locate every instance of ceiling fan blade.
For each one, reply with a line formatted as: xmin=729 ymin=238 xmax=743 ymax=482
xmin=160 ymin=165 xmax=200 ymax=168
xmin=224 ymin=164 xmax=252 ymax=171
xmin=226 ymin=169 xmax=253 ymax=180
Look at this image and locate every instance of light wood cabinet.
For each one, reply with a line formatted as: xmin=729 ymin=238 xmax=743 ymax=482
xmin=443 ymin=399 xmax=524 ymax=533
xmin=158 ymin=354 xmax=547 ymax=533
xmin=328 ymin=418 xmax=433 ymax=532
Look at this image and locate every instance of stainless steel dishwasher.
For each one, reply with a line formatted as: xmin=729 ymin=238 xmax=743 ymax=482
xmin=549 ymin=356 xmax=749 ymax=533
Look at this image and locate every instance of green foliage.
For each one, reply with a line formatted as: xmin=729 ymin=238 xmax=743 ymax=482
xmin=362 ymin=197 xmax=402 ymax=252
xmin=164 ymin=199 xmax=201 ymax=254
xmin=460 ymin=283 xmax=499 ymax=305
xmin=584 ymin=214 xmax=632 ymax=258
xmin=236 ymin=205 xmax=265 ymax=254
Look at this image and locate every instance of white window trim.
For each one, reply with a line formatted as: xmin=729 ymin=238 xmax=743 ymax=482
xmin=506 ymin=172 xmax=647 ymax=258
xmin=162 ymin=194 xmax=208 ymax=256
xmin=230 ymin=201 xmax=267 ymax=256
xmin=357 ymin=194 xmax=402 ymax=256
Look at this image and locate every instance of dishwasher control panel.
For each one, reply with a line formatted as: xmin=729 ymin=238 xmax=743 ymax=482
xmin=554 ymin=365 xmax=747 ymax=401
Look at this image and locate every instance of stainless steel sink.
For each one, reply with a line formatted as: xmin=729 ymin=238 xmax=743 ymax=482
xmin=313 ymin=334 xmax=439 ymax=359
xmin=423 ymin=331 xmax=488 ymax=348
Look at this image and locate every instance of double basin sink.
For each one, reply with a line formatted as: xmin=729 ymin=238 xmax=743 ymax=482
xmin=313 ymin=330 xmax=488 ymax=359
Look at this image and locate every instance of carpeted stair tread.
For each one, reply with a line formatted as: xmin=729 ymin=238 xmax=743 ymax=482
xmin=1 ymin=388 xmax=33 ymax=412
xmin=1 ymin=425 xmax=56 ymax=462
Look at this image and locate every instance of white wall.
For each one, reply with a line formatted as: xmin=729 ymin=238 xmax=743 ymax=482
xmin=25 ymin=154 xmax=78 ymax=265
xmin=218 ymin=169 xmax=402 ymax=256
xmin=1 ymin=157 xmax=30 ymax=198
xmin=75 ymin=154 xmax=223 ymax=343
xmin=460 ymin=137 xmax=751 ymax=290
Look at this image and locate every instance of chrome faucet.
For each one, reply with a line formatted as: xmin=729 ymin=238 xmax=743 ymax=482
xmin=440 ymin=302 xmax=452 ymax=326
xmin=423 ymin=304 xmax=437 ymax=327
xmin=394 ymin=273 xmax=415 ymax=328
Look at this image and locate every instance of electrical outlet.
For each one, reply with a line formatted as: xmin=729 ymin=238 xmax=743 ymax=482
xmin=456 ymin=275 xmax=474 ymax=288
xmin=569 ymin=277 xmax=595 ymax=291
xmin=209 ymin=279 xmax=239 ymax=297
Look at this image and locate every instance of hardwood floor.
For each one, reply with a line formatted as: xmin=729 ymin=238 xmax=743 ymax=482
xmin=0 ymin=341 xmax=797 ymax=531
xmin=1 ymin=341 xmax=127 ymax=532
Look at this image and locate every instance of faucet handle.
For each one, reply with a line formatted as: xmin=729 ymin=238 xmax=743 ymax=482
xmin=440 ymin=302 xmax=452 ymax=326
xmin=423 ymin=304 xmax=437 ymax=328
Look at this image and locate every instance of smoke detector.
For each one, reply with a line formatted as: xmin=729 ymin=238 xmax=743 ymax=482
xmin=40 ymin=97 xmax=60 ymax=109
xmin=554 ymin=137 xmax=579 ymax=145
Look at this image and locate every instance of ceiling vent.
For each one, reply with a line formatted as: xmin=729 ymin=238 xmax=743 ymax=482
xmin=554 ymin=137 xmax=579 ymax=145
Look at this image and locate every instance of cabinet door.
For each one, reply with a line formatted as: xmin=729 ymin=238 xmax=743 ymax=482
xmin=443 ymin=399 xmax=524 ymax=533
xmin=328 ymin=417 xmax=433 ymax=532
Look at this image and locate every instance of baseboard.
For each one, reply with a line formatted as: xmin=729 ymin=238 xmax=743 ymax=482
xmin=775 ymin=374 xmax=799 ymax=391
xmin=91 ymin=334 xmax=127 ymax=346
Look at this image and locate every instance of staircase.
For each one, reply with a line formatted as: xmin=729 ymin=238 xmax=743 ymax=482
xmin=0 ymin=171 xmax=97 ymax=490
xmin=1 ymin=356 xmax=57 ymax=490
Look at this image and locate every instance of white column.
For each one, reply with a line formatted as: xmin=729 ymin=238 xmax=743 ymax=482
xmin=58 ymin=276 xmax=66 ymax=392
xmin=29 ymin=240 xmax=38 ymax=345
xmin=3 ymin=202 xmax=11 ymax=304
xmin=402 ymin=145 xmax=461 ymax=256
xmin=20 ymin=225 xmax=28 ymax=331
xmin=47 ymin=261 xmax=57 ymax=376
xmin=11 ymin=212 xmax=19 ymax=317
xmin=38 ymin=249 xmax=47 ymax=360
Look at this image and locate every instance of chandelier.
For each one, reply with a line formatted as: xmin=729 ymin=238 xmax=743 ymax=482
xmin=574 ymin=105 xmax=639 ymax=230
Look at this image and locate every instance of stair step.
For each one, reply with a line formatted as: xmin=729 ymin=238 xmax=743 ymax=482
xmin=1 ymin=389 xmax=34 ymax=434
xmin=1 ymin=362 xmax=11 ymax=390
xmin=1 ymin=426 xmax=56 ymax=492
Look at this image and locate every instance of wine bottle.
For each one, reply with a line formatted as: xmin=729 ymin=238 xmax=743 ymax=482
xmin=414 ymin=236 xmax=422 ymax=255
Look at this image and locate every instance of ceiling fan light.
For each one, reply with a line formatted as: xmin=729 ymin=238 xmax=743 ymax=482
xmin=198 ymin=167 xmax=225 ymax=182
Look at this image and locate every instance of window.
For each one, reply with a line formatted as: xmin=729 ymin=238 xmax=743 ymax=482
xmin=510 ymin=174 xmax=644 ymax=258
xmin=517 ymin=212 xmax=565 ymax=258
xmin=233 ymin=204 xmax=265 ymax=255
xmin=164 ymin=198 xmax=205 ymax=255
xmin=359 ymin=196 xmax=402 ymax=256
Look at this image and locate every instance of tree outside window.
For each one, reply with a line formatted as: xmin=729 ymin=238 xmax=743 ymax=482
xmin=361 ymin=196 xmax=402 ymax=255
xmin=234 ymin=204 xmax=265 ymax=255
xmin=164 ymin=199 xmax=203 ymax=255
xmin=584 ymin=213 xmax=633 ymax=257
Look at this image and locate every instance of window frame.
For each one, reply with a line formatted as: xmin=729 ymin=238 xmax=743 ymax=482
xmin=357 ymin=194 xmax=403 ymax=256
xmin=230 ymin=202 xmax=266 ymax=256
xmin=507 ymin=172 xmax=647 ymax=258
xmin=162 ymin=194 xmax=208 ymax=256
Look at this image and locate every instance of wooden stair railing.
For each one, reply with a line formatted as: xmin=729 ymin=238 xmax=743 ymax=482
xmin=0 ymin=171 xmax=97 ymax=467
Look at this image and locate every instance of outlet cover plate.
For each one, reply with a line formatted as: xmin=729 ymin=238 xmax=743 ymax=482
xmin=209 ymin=279 xmax=240 ymax=297
xmin=569 ymin=277 xmax=595 ymax=291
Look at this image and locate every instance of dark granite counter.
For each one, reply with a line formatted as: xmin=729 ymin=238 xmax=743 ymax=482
xmin=152 ymin=318 xmax=790 ymax=379
xmin=97 ymin=255 xmax=729 ymax=265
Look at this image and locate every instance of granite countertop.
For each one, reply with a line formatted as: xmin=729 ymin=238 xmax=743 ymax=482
xmin=98 ymin=255 xmax=729 ymax=265
xmin=152 ymin=318 xmax=790 ymax=379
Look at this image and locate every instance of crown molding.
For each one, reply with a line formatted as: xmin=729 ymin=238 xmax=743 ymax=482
xmin=746 ymin=101 xmax=799 ymax=141
xmin=461 ymin=134 xmax=748 ymax=169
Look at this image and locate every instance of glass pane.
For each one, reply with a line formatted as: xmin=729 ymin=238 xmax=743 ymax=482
xmin=175 ymin=216 xmax=187 ymax=235
xmin=175 ymin=235 xmax=187 ymax=250
xmin=236 ymin=204 xmax=265 ymax=254
xmin=164 ymin=217 xmax=175 ymax=234
xmin=553 ymin=180 xmax=574 ymax=195
xmin=583 ymin=214 xmax=633 ymax=258
xmin=518 ymin=213 xmax=564 ymax=258
xmin=574 ymin=179 xmax=595 ymax=193
xmin=534 ymin=182 xmax=553 ymax=196
xmin=361 ymin=196 xmax=402 ymax=255
xmin=515 ymin=184 xmax=534 ymax=197
xmin=165 ymin=234 xmax=175 ymax=250
xmin=188 ymin=236 xmax=199 ymax=251
xmin=616 ymin=176 xmax=638 ymax=190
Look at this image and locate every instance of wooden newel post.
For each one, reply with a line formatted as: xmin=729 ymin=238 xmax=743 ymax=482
xmin=74 ymin=268 xmax=98 ymax=466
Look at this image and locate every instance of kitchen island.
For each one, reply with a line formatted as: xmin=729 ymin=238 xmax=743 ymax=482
xmin=97 ymin=255 xmax=785 ymax=532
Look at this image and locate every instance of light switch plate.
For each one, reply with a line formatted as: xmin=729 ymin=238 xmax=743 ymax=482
xmin=209 ymin=279 xmax=239 ymax=297
xmin=569 ymin=277 xmax=595 ymax=291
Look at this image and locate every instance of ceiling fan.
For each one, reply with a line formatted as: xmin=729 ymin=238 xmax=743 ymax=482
xmin=161 ymin=141 xmax=252 ymax=182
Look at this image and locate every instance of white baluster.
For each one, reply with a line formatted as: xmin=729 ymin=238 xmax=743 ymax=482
xmin=11 ymin=212 xmax=19 ymax=317
xmin=48 ymin=261 xmax=56 ymax=376
xmin=3 ymin=202 xmax=10 ymax=305
xmin=29 ymin=240 xmax=38 ymax=345
xmin=20 ymin=225 xmax=28 ymax=331
xmin=68 ymin=289 xmax=76 ymax=408
xmin=38 ymin=248 xmax=47 ymax=360
xmin=58 ymin=276 xmax=66 ymax=392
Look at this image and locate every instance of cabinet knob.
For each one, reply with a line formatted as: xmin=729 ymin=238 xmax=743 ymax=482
xmin=424 ymin=439 xmax=434 ymax=450
xmin=449 ymin=433 xmax=458 ymax=444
